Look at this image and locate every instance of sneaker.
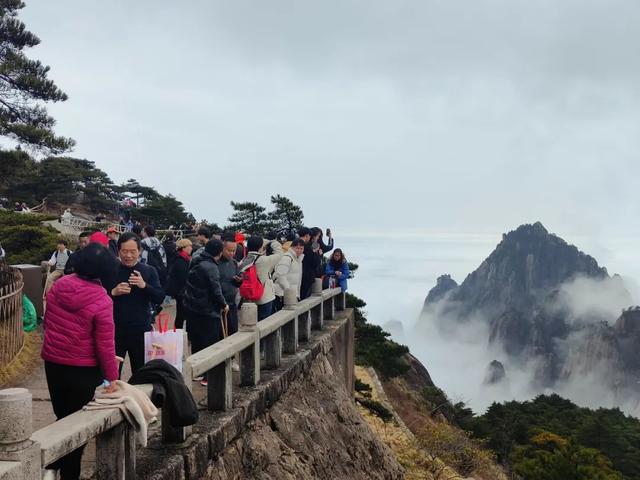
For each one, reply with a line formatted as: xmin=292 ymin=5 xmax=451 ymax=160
xmin=200 ymin=379 xmax=208 ymax=387
xmin=194 ymin=376 xmax=203 ymax=382
xmin=232 ymin=361 xmax=240 ymax=372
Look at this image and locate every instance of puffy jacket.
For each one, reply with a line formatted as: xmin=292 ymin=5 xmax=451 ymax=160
xmin=325 ymin=260 xmax=350 ymax=292
xmin=218 ymin=256 xmax=241 ymax=305
xmin=274 ymin=250 xmax=304 ymax=298
xmin=165 ymin=253 xmax=190 ymax=298
xmin=183 ymin=251 xmax=227 ymax=316
xmin=41 ymin=274 xmax=118 ymax=381
xmin=243 ymin=240 xmax=283 ymax=305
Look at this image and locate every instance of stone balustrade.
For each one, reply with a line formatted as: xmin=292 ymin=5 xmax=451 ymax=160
xmin=0 ymin=282 xmax=346 ymax=479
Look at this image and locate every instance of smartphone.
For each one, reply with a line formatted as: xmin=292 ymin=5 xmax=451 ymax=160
xmin=326 ymin=228 xmax=331 ymax=236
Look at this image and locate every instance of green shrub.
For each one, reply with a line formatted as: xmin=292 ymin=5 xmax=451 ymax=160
xmin=355 ymin=378 xmax=372 ymax=392
xmin=0 ymin=212 xmax=60 ymax=265
xmin=356 ymin=397 xmax=394 ymax=423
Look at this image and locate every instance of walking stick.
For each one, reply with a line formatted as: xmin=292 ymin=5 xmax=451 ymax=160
xmin=221 ymin=309 xmax=229 ymax=339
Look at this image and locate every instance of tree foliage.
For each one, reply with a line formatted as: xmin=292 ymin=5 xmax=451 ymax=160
xmin=134 ymin=194 xmax=194 ymax=228
xmin=468 ymin=394 xmax=640 ymax=480
xmin=0 ymin=0 xmax=74 ymax=153
xmin=0 ymin=210 xmax=58 ymax=264
xmin=268 ymin=194 xmax=304 ymax=234
xmin=227 ymin=201 xmax=270 ymax=235
xmin=347 ymin=292 xmax=410 ymax=378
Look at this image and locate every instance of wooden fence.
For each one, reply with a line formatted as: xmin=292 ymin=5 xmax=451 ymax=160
xmin=0 ymin=263 xmax=24 ymax=369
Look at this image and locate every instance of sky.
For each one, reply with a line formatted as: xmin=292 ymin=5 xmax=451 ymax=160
xmin=18 ymin=0 xmax=640 ymax=236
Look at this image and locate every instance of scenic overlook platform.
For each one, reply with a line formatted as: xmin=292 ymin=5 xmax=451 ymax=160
xmin=0 ymin=282 xmax=355 ymax=480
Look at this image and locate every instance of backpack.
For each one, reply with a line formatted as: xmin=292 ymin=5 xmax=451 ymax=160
xmin=143 ymin=243 xmax=167 ymax=279
xmin=239 ymin=264 xmax=264 ymax=301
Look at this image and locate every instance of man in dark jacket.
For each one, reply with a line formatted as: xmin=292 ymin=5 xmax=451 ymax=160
xmin=183 ymin=239 xmax=229 ymax=359
xmin=106 ymin=227 xmax=119 ymax=257
xmin=110 ymin=232 xmax=165 ymax=377
xmin=219 ymin=232 xmax=242 ymax=337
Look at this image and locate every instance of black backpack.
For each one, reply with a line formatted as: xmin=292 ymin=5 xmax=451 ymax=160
xmin=142 ymin=243 xmax=167 ymax=280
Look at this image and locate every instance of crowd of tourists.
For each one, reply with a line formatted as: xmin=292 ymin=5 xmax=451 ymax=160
xmin=33 ymin=220 xmax=349 ymax=479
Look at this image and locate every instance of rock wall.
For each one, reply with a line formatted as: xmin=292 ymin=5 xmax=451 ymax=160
xmin=136 ymin=312 xmax=403 ymax=480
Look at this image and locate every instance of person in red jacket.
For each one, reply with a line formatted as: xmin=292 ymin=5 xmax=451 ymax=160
xmin=41 ymin=243 xmax=118 ymax=480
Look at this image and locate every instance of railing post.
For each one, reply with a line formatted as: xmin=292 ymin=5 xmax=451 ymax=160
xmin=311 ymin=279 xmax=324 ymax=330
xmin=207 ymin=359 xmax=232 ymax=411
xmin=298 ymin=310 xmax=311 ymax=343
xmin=282 ymin=288 xmax=299 ymax=354
xmin=0 ymin=388 xmax=40 ymax=480
xmin=239 ymin=303 xmax=260 ymax=386
xmin=336 ymin=291 xmax=346 ymax=311
xmin=264 ymin=328 xmax=282 ymax=369
xmin=96 ymin=422 xmax=134 ymax=480
xmin=323 ymin=295 xmax=335 ymax=321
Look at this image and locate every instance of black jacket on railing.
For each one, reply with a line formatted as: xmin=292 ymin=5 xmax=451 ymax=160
xmin=183 ymin=251 xmax=227 ymax=317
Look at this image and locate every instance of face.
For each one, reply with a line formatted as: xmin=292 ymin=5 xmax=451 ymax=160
xmin=293 ymin=245 xmax=304 ymax=257
xmin=185 ymin=245 xmax=193 ymax=255
xmin=108 ymin=232 xmax=117 ymax=240
xmin=78 ymin=236 xmax=90 ymax=249
xmin=333 ymin=251 xmax=342 ymax=262
xmin=222 ymin=241 xmax=236 ymax=260
xmin=198 ymin=234 xmax=207 ymax=244
xmin=301 ymin=234 xmax=311 ymax=244
xmin=57 ymin=243 xmax=66 ymax=252
xmin=119 ymin=239 xmax=140 ymax=267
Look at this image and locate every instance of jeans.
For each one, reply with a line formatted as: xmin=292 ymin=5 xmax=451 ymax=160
xmin=257 ymin=301 xmax=273 ymax=321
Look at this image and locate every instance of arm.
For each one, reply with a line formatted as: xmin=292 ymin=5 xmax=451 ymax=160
xmin=143 ymin=267 xmax=165 ymax=305
xmin=208 ymin=266 xmax=227 ymax=308
xmin=275 ymin=257 xmax=293 ymax=292
xmin=48 ymin=251 xmax=56 ymax=266
xmin=342 ymin=262 xmax=350 ymax=278
xmin=320 ymin=237 xmax=334 ymax=253
xmin=269 ymin=240 xmax=283 ymax=255
xmin=93 ymin=300 xmax=119 ymax=381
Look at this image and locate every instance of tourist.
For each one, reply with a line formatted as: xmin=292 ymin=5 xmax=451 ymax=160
xmin=243 ymin=236 xmax=283 ymax=320
xmin=274 ymin=238 xmax=305 ymax=306
xmin=63 ymin=231 xmax=92 ymax=275
xmin=183 ymin=239 xmax=228 ymax=359
xmin=110 ymin=232 xmax=165 ymax=377
xmin=106 ymin=226 xmax=119 ymax=256
xmin=325 ymin=248 xmax=350 ymax=292
xmin=141 ymin=225 xmax=167 ymax=287
xmin=162 ymin=232 xmax=177 ymax=273
xmin=190 ymin=226 xmax=212 ymax=262
xmin=41 ymin=243 xmax=119 ymax=479
xmin=234 ymin=231 xmax=246 ymax=262
xmin=44 ymin=240 xmax=72 ymax=298
xmin=219 ymin=232 xmax=243 ymax=337
xmin=300 ymin=227 xmax=334 ymax=299
xmin=165 ymin=238 xmax=192 ymax=329
xmin=0 ymin=241 xmax=5 ymax=261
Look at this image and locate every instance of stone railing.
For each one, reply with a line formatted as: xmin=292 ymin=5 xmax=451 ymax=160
xmin=0 ymin=264 xmax=24 ymax=369
xmin=0 ymin=280 xmax=345 ymax=480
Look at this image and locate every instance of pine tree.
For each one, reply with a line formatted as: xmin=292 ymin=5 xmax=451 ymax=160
xmin=227 ymin=201 xmax=270 ymax=235
xmin=0 ymin=0 xmax=74 ymax=153
xmin=268 ymin=194 xmax=304 ymax=235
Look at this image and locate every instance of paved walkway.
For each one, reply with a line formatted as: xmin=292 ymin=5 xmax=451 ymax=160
xmin=8 ymin=302 xmax=206 ymax=479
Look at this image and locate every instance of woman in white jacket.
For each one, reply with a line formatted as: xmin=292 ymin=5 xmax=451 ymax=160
xmin=242 ymin=237 xmax=284 ymax=320
xmin=274 ymin=238 xmax=305 ymax=301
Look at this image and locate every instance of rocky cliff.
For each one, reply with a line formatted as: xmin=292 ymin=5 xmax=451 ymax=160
xmin=422 ymin=222 xmax=639 ymax=400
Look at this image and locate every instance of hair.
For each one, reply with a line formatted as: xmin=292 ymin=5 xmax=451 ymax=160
xmin=221 ymin=231 xmax=236 ymax=243
xmin=176 ymin=238 xmax=192 ymax=250
xmin=144 ymin=225 xmax=156 ymax=237
xmin=247 ymin=236 xmax=264 ymax=252
xmin=79 ymin=231 xmax=92 ymax=239
xmin=310 ymin=227 xmax=322 ymax=238
xmin=165 ymin=232 xmax=175 ymax=241
xmin=204 ymin=238 xmax=224 ymax=257
xmin=330 ymin=248 xmax=346 ymax=268
xmin=291 ymin=238 xmax=305 ymax=248
xmin=117 ymin=232 xmax=141 ymax=250
xmin=197 ymin=227 xmax=212 ymax=239
xmin=57 ymin=239 xmax=67 ymax=246
xmin=297 ymin=227 xmax=311 ymax=238
xmin=74 ymin=243 xmax=117 ymax=280
xmin=132 ymin=225 xmax=142 ymax=235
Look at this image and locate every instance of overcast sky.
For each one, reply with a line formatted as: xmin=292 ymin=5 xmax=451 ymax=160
xmin=20 ymin=1 xmax=640 ymax=236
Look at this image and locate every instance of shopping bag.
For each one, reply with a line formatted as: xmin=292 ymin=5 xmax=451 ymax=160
xmin=144 ymin=313 xmax=184 ymax=371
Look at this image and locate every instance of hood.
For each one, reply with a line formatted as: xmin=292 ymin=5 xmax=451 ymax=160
xmin=144 ymin=237 xmax=161 ymax=249
xmin=53 ymin=275 xmax=105 ymax=313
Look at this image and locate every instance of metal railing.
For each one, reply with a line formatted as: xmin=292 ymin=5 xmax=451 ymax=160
xmin=0 ymin=280 xmax=345 ymax=480
xmin=0 ymin=264 xmax=24 ymax=369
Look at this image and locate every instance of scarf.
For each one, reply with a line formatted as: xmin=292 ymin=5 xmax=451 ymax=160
xmin=177 ymin=249 xmax=191 ymax=262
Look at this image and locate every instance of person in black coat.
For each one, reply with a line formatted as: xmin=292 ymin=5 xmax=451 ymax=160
xmin=109 ymin=232 xmax=165 ymax=377
xmin=300 ymin=227 xmax=334 ymax=299
xmin=183 ymin=239 xmax=229 ymax=355
xmin=165 ymin=239 xmax=192 ymax=329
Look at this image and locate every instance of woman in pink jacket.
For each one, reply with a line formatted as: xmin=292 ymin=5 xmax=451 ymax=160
xmin=42 ymin=243 xmax=118 ymax=480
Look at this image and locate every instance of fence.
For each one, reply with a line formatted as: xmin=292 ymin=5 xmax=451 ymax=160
xmin=0 ymin=280 xmax=345 ymax=480
xmin=59 ymin=213 xmax=187 ymax=241
xmin=0 ymin=264 xmax=24 ymax=369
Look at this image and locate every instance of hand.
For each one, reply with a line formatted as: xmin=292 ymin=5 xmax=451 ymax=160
xmin=128 ymin=270 xmax=146 ymax=289
xmin=335 ymin=271 xmax=342 ymax=277
xmin=103 ymin=382 xmax=118 ymax=394
xmin=233 ymin=275 xmax=242 ymax=283
xmin=112 ymin=282 xmax=131 ymax=296
xmin=223 ymin=304 xmax=230 ymax=313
